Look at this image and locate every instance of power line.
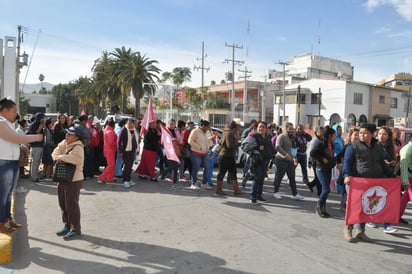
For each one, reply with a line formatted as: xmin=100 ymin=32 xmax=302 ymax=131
xmin=224 ymin=42 xmax=243 ymax=120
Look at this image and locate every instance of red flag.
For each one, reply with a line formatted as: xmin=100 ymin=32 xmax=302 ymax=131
xmin=345 ymin=177 xmax=401 ymax=225
xmin=140 ymin=97 xmax=156 ymax=137
xmin=160 ymin=125 xmax=180 ymax=164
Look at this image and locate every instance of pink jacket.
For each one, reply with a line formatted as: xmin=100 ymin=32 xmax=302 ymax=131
xmin=103 ymin=126 xmax=117 ymax=154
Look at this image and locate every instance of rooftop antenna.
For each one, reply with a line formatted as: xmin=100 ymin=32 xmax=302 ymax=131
xmin=318 ymin=17 xmax=321 ymax=56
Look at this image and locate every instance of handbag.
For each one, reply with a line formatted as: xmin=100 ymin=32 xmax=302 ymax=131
xmin=53 ymin=145 xmax=78 ymax=183
xmin=53 ymin=162 xmax=76 ymax=183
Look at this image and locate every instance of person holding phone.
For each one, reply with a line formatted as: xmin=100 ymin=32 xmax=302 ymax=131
xmin=0 ymin=97 xmax=43 ymax=232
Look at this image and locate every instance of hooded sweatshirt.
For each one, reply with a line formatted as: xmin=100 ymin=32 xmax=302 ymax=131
xmin=332 ymin=125 xmax=344 ymax=158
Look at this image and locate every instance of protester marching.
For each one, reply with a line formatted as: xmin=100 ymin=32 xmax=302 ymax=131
xmin=1 ymin=95 xmax=410 ymax=247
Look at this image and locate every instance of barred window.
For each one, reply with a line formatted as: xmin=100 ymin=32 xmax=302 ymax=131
xmin=390 ymin=97 xmax=397 ymax=108
xmin=353 ymin=93 xmax=363 ymax=105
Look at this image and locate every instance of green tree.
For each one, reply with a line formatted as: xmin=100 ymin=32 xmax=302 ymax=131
xmin=73 ymin=76 xmax=96 ymax=114
xmin=18 ymin=94 xmax=30 ymax=117
xmin=39 ymin=74 xmax=45 ymax=93
xmin=92 ymin=51 xmax=122 ymax=116
xmin=162 ymin=67 xmax=192 ymax=108
xmin=111 ymin=47 xmax=161 ymax=117
xmin=51 ymin=83 xmax=78 ymax=114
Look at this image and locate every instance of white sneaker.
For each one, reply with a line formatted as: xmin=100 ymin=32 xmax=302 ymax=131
xmin=129 ymin=181 xmax=136 ymax=186
xmin=123 ymin=181 xmax=131 ymax=188
xmin=293 ymin=194 xmax=305 ymax=200
xmin=383 ymin=226 xmax=398 ymax=234
xmin=190 ymin=184 xmax=200 ymax=190
xmin=273 ymin=192 xmax=282 ymax=199
xmin=204 ymin=184 xmax=213 ymax=190
xmin=366 ymin=222 xmax=378 ymax=228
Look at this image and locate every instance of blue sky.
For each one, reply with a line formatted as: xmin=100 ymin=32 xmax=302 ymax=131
xmin=1 ymin=0 xmax=412 ymax=87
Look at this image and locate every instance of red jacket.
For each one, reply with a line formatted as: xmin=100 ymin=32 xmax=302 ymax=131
xmin=103 ymin=126 xmax=117 ymax=154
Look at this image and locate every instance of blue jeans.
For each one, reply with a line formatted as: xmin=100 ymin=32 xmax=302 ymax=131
xmin=273 ymin=158 xmax=298 ymax=196
xmin=296 ymin=153 xmax=309 ymax=182
xmin=250 ymin=160 xmax=269 ymax=201
xmin=0 ymin=160 xmax=19 ymax=222
xmin=345 ymin=184 xmax=365 ymax=229
xmin=207 ymin=152 xmax=217 ymax=184
xmin=190 ymin=152 xmax=210 ymax=185
xmin=115 ymin=151 xmax=123 ymax=177
xmin=315 ymin=168 xmax=331 ymax=205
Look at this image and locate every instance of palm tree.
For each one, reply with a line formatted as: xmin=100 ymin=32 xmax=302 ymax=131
xmin=111 ymin=47 xmax=161 ymax=117
xmin=73 ymin=76 xmax=95 ymax=114
xmin=92 ymin=51 xmax=122 ymax=116
xmin=110 ymin=47 xmax=135 ymax=113
xmin=162 ymin=67 xmax=192 ymax=109
xmin=39 ymin=74 xmax=45 ymax=93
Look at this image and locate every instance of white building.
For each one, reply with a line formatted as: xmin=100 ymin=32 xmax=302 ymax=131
xmin=273 ymin=78 xmax=407 ymax=130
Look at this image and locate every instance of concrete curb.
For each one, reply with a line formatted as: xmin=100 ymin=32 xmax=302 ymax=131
xmin=0 ymin=189 xmax=15 ymax=264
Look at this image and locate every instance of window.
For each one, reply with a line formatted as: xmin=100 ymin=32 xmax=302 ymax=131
xmin=353 ymin=93 xmax=363 ymax=105
xmin=297 ymin=94 xmax=306 ymax=104
xmin=311 ymin=93 xmax=321 ymax=104
xmin=390 ymin=97 xmax=398 ymax=108
xmin=379 ymin=95 xmax=385 ymax=104
xmin=275 ymin=95 xmax=282 ymax=104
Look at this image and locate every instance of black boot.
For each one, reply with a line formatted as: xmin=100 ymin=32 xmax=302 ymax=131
xmin=306 ymin=180 xmax=315 ymax=192
xmin=315 ymin=204 xmax=329 ymax=218
xmin=321 ymin=204 xmax=330 ymax=218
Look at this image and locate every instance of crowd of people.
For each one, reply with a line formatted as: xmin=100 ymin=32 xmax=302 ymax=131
xmin=0 ymin=96 xmax=411 ymax=242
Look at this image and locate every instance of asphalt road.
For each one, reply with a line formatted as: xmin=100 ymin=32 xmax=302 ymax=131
xmin=1 ymin=166 xmax=411 ymax=274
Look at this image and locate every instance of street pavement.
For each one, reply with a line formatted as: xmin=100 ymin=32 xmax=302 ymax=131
xmin=0 ymin=165 xmax=411 ymax=274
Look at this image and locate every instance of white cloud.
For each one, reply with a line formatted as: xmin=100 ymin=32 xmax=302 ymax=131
xmin=364 ymin=0 xmax=412 ymax=21
xmin=375 ymin=25 xmax=392 ymax=34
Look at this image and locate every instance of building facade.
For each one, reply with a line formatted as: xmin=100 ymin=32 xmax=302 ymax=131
xmin=273 ymin=78 xmax=408 ymax=130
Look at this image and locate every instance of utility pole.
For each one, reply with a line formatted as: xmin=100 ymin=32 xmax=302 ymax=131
xmin=297 ymin=85 xmax=301 ymax=125
xmin=225 ymin=42 xmax=243 ymax=120
xmin=15 ymin=25 xmax=28 ymax=111
xmin=277 ymin=61 xmax=288 ymax=124
xmin=318 ymin=87 xmax=322 ymax=127
xmin=238 ymin=66 xmax=252 ymax=123
xmin=261 ymin=75 xmax=267 ymax=121
xmin=193 ymin=41 xmax=210 ymax=117
xmin=406 ymin=87 xmax=411 ymax=126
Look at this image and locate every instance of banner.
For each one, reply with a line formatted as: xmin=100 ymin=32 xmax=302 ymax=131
xmin=160 ymin=125 xmax=180 ymax=164
xmin=345 ymin=177 xmax=401 ymax=225
xmin=140 ymin=97 xmax=155 ymax=137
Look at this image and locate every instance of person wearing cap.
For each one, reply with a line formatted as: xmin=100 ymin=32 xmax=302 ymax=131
xmin=0 ymin=97 xmax=44 ymax=233
xmin=27 ymin=112 xmax=46 ymax=183
xmin=52 ymin=125 xmax=88 ymax=241
xmin=117 ymin=117 xmax=138 ymax=188
xmin=342 ymin=123 xmax=395 ymax=242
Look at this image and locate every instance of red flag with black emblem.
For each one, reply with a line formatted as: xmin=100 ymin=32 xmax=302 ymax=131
xmin=345 ymin=177 xmax=401 ymax=225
